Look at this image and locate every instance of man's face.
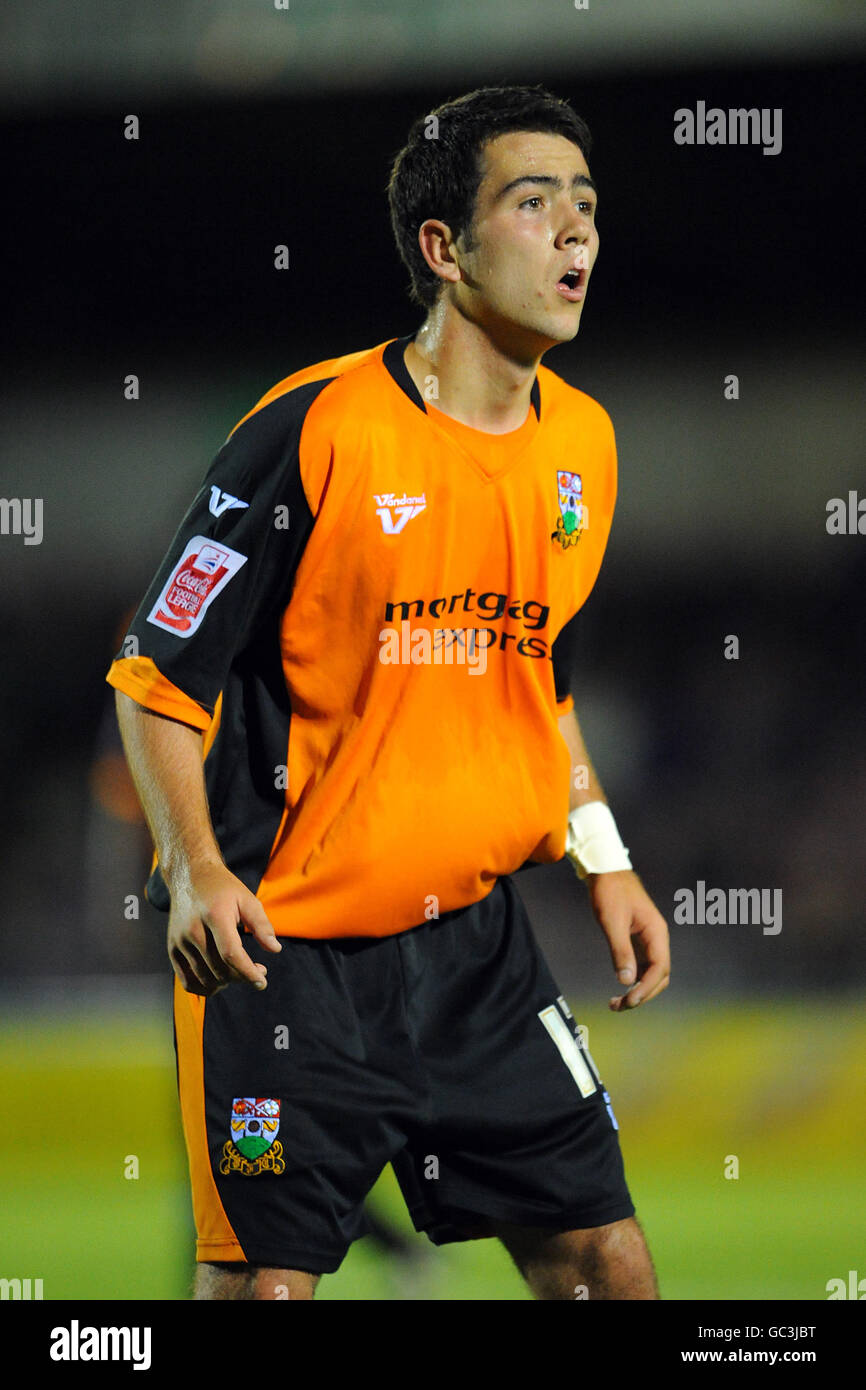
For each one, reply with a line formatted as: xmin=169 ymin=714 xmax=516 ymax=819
xmin=448 ymin=130 xmax=599 ymax=357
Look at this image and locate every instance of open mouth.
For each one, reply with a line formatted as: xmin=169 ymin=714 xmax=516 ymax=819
xmin=555 ymin=268 xmax=586 ymax=300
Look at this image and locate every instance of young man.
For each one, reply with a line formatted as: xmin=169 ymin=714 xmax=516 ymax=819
xmin=107 ymin=85 xmax=670 ymax=1301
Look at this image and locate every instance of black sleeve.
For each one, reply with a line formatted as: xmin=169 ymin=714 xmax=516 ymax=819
xmin=115 ymin=384 xmax=328 ymax=718
xmin=551 ymin=609 xmax=582 ymax=703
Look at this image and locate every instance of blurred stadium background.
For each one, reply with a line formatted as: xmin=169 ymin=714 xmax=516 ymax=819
xmin=1 ymin=1 xmax=864 ymax=1301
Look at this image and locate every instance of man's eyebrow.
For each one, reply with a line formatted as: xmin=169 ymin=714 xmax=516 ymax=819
xmin=494 ymin=172 xmax=598 ymax=202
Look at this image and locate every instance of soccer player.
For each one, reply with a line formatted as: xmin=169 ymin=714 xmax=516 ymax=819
xmin=107 ymin=84 xmax=670 ymax=1301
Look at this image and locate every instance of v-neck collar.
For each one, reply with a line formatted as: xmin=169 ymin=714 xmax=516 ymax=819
xmin=381 ymin=334 xmax=542 ymax=484
xmin=381 ymin=334 xmax=542 ymax=422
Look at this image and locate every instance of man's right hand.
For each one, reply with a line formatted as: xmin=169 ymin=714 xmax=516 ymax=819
xmin=166 ymin=861 xmax=282 ymax=996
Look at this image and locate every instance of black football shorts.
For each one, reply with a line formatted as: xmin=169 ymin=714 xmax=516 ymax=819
xmin=173 ymin=874 xmax=635 ymax=1274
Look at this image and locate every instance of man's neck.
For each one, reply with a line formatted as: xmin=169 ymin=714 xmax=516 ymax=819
xmin=403 ymin=306 xmax=543 ymax=435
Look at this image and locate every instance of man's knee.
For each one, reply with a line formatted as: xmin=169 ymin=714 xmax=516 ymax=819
xmin=494 ymin=1216 xmax=658 ymax=1300
xmin=194 ymin=1261 xmax=322 ymax=1301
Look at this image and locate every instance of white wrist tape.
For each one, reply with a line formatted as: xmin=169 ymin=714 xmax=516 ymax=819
xmin=565 ymin=801 xmax=632 ymax=879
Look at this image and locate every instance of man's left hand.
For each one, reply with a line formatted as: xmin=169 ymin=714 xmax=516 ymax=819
xmin=585 ymin=869 xmax=671 ymax=1012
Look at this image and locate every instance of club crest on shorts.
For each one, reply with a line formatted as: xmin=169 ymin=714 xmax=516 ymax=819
xmin=551 ymin=471 xmax=586 ymax=550
xmin=219 ymin=1097 xmax=285 ymax=1176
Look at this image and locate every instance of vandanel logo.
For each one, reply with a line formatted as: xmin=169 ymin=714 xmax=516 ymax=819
xmin=374 ymin=491 xmax=427 ymax=534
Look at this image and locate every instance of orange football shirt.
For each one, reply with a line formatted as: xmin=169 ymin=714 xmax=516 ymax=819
xmin=106 ymin=334 xmax=617 ymax=937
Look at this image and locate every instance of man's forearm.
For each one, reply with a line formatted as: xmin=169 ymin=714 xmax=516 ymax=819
xmin=114 ymin=691 xmax=223 ymax=892
xmin=558 ymin=706 xmax=608 ymax=810
xmin=558 ymin=703 xmax=635 ymax=878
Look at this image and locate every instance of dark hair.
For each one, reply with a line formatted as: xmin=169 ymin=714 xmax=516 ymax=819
xmin=387 ymin=85 xmax=593 ymax=310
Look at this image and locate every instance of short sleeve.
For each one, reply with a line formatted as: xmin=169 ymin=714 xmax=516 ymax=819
xmin=106 ymin=390 xmax=320 ymax=722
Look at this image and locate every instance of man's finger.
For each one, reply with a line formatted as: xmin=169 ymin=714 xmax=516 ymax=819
xmin=634 ymin=966 xmax=671 ymax=1006
xmin=172 ymin=941 xmax=226 ymax=997
xmin=170 ymin=950 xmax=205 ymax=996
xmin=207 ymin=917 xmax=269 ymax=990
xmin=181 ymin=918 xmax=240 ymax=988
xmin=196 ymin=925 xmax=241 ymax=985
xmin=610 ymin=966 xmax=670 ymax=1011
xmin=601 ymin=915 xmax=637 ymax=985
xmin=240 ymin=893 xmax=282 ymax=954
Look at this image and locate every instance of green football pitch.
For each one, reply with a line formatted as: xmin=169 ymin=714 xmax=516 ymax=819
xmin=1 ymin=997 xmax=862 ymax=1301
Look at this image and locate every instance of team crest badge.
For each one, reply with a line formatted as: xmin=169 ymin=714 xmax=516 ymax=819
xmin=551 ymin=471 xmax=586 ymax=550
xmin=219 ymin=1097 xmax=285 ymax=1176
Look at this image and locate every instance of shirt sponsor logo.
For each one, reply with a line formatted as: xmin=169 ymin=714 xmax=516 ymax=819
xmin=146 ymin=536 xmax=247 ymax=637
xmin=209 ymin=486 xmax=249 ymax=517
xmin=374 ymin=491 xmax=426 ymax=534
xmin=384 ymin=588 xmax=548 ymax=629
xmin=383 ymin=589 xmax=553 ymax=663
